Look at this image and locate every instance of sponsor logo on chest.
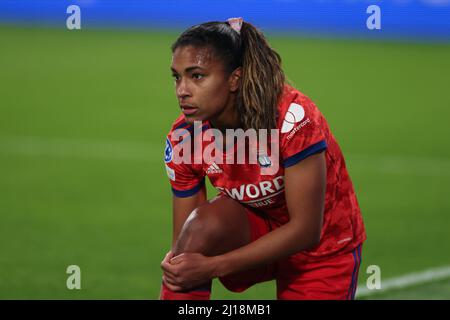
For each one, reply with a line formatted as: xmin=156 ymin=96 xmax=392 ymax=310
xmin=216 ymin=176 xmax=284 ymax=203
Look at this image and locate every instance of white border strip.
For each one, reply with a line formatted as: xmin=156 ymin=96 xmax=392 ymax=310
xmin=356 ymin=265 xmax=450 ymax=298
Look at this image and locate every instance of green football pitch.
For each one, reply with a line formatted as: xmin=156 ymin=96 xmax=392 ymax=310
xmin=1 ymin=26 xmax=449 ymax=299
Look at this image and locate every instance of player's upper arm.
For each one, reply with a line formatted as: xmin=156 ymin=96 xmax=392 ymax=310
xmin=284 ymin=150 xmax=327 ymax=248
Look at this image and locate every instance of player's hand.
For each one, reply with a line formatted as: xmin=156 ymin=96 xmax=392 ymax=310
xmin=161 ymin=252 xmax=217 ymax=292
xmin=160 ymin=251 xmax=184 ymax=291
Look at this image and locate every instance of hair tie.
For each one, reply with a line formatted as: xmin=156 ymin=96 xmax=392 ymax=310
xmin=227 ymin=17 xmax=243 ymax=34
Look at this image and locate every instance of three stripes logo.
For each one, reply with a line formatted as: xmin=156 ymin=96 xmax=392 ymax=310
xmin=206 ymin=162 xmax=223 ymax=175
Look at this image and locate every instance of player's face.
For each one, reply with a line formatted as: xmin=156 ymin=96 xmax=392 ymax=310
xmin=171 ymin=45 xmax=237 ymax=124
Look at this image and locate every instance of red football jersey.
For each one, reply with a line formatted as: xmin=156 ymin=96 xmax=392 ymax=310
xmin=164 ymin=84 xmax=366 ymax=257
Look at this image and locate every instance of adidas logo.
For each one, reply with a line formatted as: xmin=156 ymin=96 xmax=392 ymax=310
xmin=206 ymin=162 xmax=223 ymax=175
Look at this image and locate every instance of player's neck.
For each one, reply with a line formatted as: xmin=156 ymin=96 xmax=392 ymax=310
xmin=209 ymin=97 xmax=241 ymax=133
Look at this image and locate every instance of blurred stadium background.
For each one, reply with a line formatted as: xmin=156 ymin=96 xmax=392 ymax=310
xmin=0 ymin=0 xmax=449 ymax=299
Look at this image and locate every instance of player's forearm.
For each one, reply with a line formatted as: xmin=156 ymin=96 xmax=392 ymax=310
xmin=212 ymin=221 xmax=320 ymax=278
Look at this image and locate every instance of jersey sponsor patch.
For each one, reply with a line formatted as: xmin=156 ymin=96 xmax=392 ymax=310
xmin=281 ymin=103 xmax=305 ymax=133
xmin=164 ymin=137 xmax=173 ymax=163
xmin=216 ymin=176 xmax=284 ymax=201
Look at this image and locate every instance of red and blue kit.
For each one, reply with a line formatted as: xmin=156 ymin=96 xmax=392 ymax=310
xmin=164 ymin=84 xmax=366 ymax=299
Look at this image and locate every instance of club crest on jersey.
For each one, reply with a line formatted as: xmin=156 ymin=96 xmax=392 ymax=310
xmin=258 ymin=154 xmax=272 ymax=168
xmin=164 ymin=137 xmax=173 ymax=163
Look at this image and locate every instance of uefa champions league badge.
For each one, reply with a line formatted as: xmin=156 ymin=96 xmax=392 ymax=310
xmin=164 ymin=137 xmax=173 ymax=163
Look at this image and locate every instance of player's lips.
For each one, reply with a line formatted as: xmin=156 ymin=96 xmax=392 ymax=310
xmin=180 ymin=104 xmax=198 ymax=115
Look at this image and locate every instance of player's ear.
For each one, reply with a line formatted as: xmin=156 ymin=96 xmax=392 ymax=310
xmin=228 ymin=67 xmax=242 ymax=93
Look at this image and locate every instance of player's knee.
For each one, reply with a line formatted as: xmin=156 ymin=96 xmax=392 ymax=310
xmin=176 ymin=206 xmax=227 ymax=254
xmin=186 ymin=207 xmax=225 ymax=241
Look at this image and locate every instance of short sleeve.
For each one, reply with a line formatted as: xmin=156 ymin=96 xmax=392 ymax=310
xmin=164 ymin=133 xmax=205 ymax=198
xmin=279 ymin=97 xmax=327 ymax=168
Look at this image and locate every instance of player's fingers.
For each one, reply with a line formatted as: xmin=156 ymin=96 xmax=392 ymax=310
xmin=162 ymin=271 xmax=178 ymax=285
xmin=170 ymin=253 xmax=186 ymax=265
xmin=161 ymin=251 xmax=174 ymax=264
xmin=162 ymin=274 xmax=177 ymax=286
xmin=161 ymin=260 xmax=178 ymax=277
xmin=162 ymin=275 xmax=183 ymax=292
xmin=161 ymin=252 xmax=175 ymax=269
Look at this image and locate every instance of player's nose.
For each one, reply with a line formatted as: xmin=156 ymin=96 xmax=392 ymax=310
xmin=176 ymin=78 xmax=192 ymax=99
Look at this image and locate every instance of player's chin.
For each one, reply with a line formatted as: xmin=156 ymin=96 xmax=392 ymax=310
xmin=183 ymin=113 xmax=204 ymax=124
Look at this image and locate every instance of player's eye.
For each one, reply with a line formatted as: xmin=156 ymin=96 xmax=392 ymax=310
xmin=192 ymin=73 xmax=204 ymax=80
xmin=172 ymin=74 xmax=180 ymax=81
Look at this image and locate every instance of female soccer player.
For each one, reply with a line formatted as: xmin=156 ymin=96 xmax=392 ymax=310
xmin=160 ymin=18 xmax=366 ymax=300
